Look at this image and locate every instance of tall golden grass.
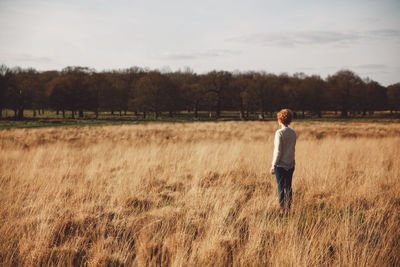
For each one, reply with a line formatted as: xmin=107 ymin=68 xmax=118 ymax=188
xmin=1 ymin=121 xmax=399 ymax=266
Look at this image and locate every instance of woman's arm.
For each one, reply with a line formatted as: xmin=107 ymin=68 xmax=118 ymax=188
xmin=271 ymin=131 xmax=282 ymax=174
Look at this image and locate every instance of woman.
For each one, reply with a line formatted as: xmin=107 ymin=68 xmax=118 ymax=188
xmin=270 ymin=109 xmax=296 ymax=216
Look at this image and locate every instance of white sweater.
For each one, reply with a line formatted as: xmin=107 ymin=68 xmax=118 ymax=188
xmin=272 ymin=126 xmax=296 ymax=170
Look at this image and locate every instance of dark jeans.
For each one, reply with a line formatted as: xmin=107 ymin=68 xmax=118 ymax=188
xmin=275 ymin=166 xmax=294 ymax=210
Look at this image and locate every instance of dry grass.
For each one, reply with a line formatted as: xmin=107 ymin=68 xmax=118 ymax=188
xmin=1 ymin=121 xmax=399 ymax=266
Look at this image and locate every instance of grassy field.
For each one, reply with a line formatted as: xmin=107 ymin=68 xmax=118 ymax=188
xmin=1 ymin=121 xmax=399 ymax=266
xmin=1 ymin=109 xmax=399 ymax=130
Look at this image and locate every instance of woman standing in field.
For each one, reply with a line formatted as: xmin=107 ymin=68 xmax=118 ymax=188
xmin=270 ymin=109 xmax=296 ymax=216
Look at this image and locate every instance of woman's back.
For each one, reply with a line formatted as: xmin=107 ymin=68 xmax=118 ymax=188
xmin=272 ymin=126 xmax=296 ymax=171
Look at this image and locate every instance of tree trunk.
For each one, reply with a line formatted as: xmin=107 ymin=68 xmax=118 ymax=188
xmin=216 ymin=95 xmax=221 ymax=118
xmin=56 ymin=109 xmax=59 ymax=115
xmin=95 ymin=108 xmax=99 ymax=119
xmin=71 ymin=110 xmax=75 ymax=119
xmin=17 ymin=107 xmax=24 ymax=120
xmin=169 ymin=111 xmax=173 ymax=118
xmin=240 ymin=99 xmax=245 ymax=120
xmin=79 ymin=109 xmax=84 ymax=118
xmin=111 ymin=110 xmax=114 ymax=115
xmin=119 ymin=110 xmax=122 ymax=116
xmin=194 ymin=100 xmax=199 ymax=118
xmin=62 ymin=109 xmax=65 ymax=118
xmin=33 ymin=109 xmax=36 ymax=117
xmin=143 ymin=112 xmax=146 ymax=119
xmin=124 ymin=110 xmax=127 ymax=115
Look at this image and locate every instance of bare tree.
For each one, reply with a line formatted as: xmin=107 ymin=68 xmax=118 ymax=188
xmin=387 ymin=83 xmax=400 ymax=114
xmin=327 ymin=70 xmax=364 ymax=117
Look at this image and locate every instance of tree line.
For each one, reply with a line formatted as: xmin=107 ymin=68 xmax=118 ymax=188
xmin=0 ymin=64 xmax=399 ymax=120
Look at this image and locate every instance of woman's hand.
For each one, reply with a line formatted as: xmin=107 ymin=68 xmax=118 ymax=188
xmin=270 ymin=166 xmax=275 ymax=175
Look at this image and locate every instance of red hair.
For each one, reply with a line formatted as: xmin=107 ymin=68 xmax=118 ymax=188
xmin=277 ymin=109 xmax=293 ymax=126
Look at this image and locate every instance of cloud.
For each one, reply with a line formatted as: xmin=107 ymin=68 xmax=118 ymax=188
xmin=4 ymin=53 xmax=53 ymax=64
xmin=227 ymin=29 xmax=400 ymax=47
xmin=295 ymin=67 xmax=315 ymax=71
xmin=358 ymin=70 xmax=389 ymax=76
xmin=227 ymin=31 xmax=361 ymax=47
xmin=159 ymin=49 xmax=241 ymax=60
xmin=367 ymin=29 xmax=400 ymax=38
xmin=357 ymin=64 xmax=388 ymax=70
xmin=360 ymin=17 xmax=381 ymax=23
xmin=356 ymin=64 xmax=391 ymax=77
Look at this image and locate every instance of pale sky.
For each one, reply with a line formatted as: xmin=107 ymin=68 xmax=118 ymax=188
xmin=1 ymin=0 xmax=399 ymax=85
